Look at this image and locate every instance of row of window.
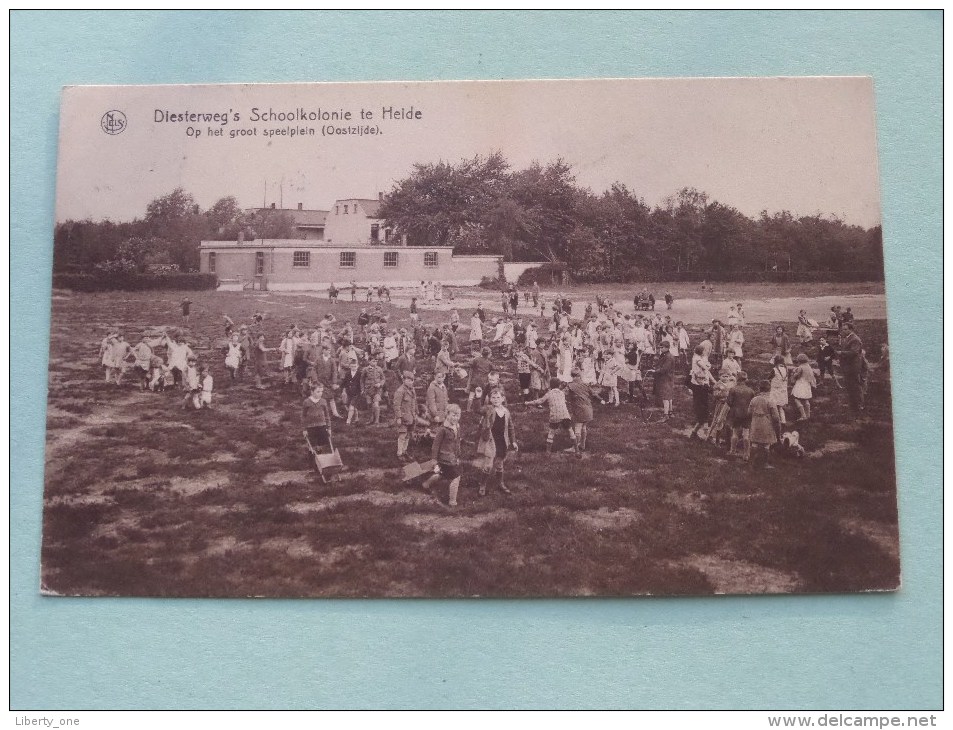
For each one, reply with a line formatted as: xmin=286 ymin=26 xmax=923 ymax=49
xmin=208 ymin=250 xmax=438 ymax=274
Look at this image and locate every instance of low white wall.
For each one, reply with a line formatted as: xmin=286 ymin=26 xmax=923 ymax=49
xmin=266 ymin=278 xmax=487 ymax=291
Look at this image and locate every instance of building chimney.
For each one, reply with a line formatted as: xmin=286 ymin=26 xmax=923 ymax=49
xmin=378 ymin=192 xmax=383 ymax=202
xmin=298 ymin=202 xmax=303 ymax=210
xmin=270 ymin=202 xmax=276 ymax=209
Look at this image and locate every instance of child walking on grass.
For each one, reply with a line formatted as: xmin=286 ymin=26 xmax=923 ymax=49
xmin=341 ymin=357 xmax=363 ymax=425
xmin=476 ymin=388 xmax=517 ymax=496
xmin=196 ymin=365 xmax=213 ymax=409
xmin=565 ymin=369 xmax=598 ymax=455
xmin=99 ymin=332 xmax=116 ymax=382
xmin=748 ymin=379 xmax=782 ymax=468
xmin=527 ymin=378 xmax=579 ymax=456
xmin=790 ymin=353 xmax=817 ymax=423
xmin=360 ymin=355 xmax=385 ymax=426
xmin=422 ymin=404 xmax=463 ymax=508
xmin=224 ymin=333 xmax=242 ymax=381
xmin=302 ymin=382 xmax=332 ymax=462
xmin=181 ymin=356 xmax=200 ymax=409
xmin=253 ymin=334 xmax=277 ymax=390
xmin=392 ymin=371 xmax=418 ymax=462
xmin=279 ymin=329 xmax=296 ymax=385
xmin=108 ymin=334 xmax=131 ymax=386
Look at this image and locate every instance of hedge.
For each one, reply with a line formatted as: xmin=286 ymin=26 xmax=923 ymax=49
xmin=518 ymin=266 xmax=884 ymax=285
xmin=52 ymin=272 xmax=219 ymax=292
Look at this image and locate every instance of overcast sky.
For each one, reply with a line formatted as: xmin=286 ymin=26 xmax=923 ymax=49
xmin=56 ymin=77 xmax=882 ymax=227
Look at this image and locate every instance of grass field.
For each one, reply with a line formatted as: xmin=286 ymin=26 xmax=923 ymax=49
xmin=41 ymin=286 xmax=899 ymax=597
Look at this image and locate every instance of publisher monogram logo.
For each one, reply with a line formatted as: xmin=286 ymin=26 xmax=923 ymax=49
xmin=101 ymin=110 xmax=127 ymax=135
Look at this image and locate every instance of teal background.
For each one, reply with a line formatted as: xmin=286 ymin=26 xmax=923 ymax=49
xmin=11 ymin=11 xmax=942 ymax=709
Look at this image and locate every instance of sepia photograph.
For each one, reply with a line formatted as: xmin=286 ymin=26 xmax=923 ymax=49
xmin=43 ymin=77 xmax=899 ymax=598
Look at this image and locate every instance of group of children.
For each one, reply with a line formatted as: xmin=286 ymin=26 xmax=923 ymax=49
xmin=95 ymin=286 xmax=874 ymax=505
xmin=98 ymin=330 xmax=213 ymax=410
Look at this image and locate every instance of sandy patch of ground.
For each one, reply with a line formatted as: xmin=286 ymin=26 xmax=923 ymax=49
xmin=108 ymin=446 xmax=176 ymax=464
xmin=299 ymin=290 xmax=887 ymax=326
xmin=209 ymin=452 xmax=240 ymax=464
xmin=401 ymin=508 xmax=516 ymax=535
xmin=199 ymin=504 xmax=249 ymax=517
xmin=840 ymin=518 xmax=899 ymax=561
xmin=169 ymin=471 xmax=231 ymax=495
xmin=573 ymin=507 xmax=641 ymax=530
xmin=263 ymin=470 xmax=313 ymax=486
xmin=807 ymin=440 xmax=857 ymax=459
xmin=205 ymin=535 xmax=243 ymax=556
xmin=287 ymin=489 xmax=433 ymax=514
xmin=261 ymin=536 xmax=316 ymax=558
xmin=716 ymin=491 xmax=766 ymax=502
xmin=665 ymin=491 xmax=709 ymax=514
xmin=680 ymin=554 xmax=801 ymax=594
xmin=52 ymin=362 xmax=94 ymax=372
xmin=318 ymin=544 xmax=370 ymax=567
xmin=46 ymin=493 xmax=115 ymax=508
xmin=90 ymin=514 xmax=140 ymax=540
xmin=85 ymin=411 xmax=139 ymax=426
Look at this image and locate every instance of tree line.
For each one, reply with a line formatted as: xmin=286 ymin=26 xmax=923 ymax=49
xmin=378 ymin=152 xmax=884 ymax=282
xmin=54 ymin=154 xmax=884 ymax=283
xmin=53 ymin=189 xmax=299 ymax=274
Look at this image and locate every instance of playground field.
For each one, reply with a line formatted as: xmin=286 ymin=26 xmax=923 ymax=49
xmin=40 ymin=283 xmax=899 ymax=597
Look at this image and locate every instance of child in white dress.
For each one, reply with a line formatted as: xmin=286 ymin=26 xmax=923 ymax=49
xmin=580 ymin=348 xmax=598 ymax=386
xmin=279 ymin=330 xmax=295 ymax=384
xmin=225 ymin=334 xmax=243 ymax=381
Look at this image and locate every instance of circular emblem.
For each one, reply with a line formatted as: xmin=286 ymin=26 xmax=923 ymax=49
xmin=101 ymin=110 xmax=127 ymax=135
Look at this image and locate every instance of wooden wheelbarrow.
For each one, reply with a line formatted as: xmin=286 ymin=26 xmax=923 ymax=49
xmin=304 ymin=430 xmax=345 ymax=484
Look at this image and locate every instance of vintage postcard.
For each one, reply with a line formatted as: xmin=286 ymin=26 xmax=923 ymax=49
xmin=44 ymin=78 xmax=898 ymax=597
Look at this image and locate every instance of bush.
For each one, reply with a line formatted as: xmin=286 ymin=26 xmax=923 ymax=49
xmin=478 ymin=276 xmax=505 ymax=290
xmin=514 ymin=266 xmax=884 ymax=285
xmin=52 ymin=272 xmax=218 ymax=292
xmin=654 ymin=269 xmax=885 ymax=284
xmin=516 ymin=264 xmax=568 ymax=287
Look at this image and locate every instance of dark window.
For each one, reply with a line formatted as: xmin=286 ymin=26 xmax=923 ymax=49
xmin=344 ymin=205 xmax=348 ymax=214
xmin=255 ymin=251 xmax=264 ymax=276
xmin=293 ymin=251 xmax=310 ymax=268
xmin=384 ymin=228 xmax=392 ymax=243
xmin=370 ymin=224 xmax=380 ymax=242
xmin=208 ymin=251 xmax=216 ymax=274
xmin=424 ymin=251 xmax=438 ymax=268
xmin=340 ymin=251 xmax=356 ymax=268
xmin=383 ymin=252 xmax=398 ymax=268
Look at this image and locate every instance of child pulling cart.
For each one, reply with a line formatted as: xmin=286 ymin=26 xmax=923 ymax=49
xmin=302 ymin=382 xmax=344 ymax=483
xmin=304 ymin=427 xmax=345 ymax=484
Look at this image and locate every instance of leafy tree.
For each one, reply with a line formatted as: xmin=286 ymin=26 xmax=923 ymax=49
xmin=142 ymin=188 xmax=207 ymax=270
xmin=698 ymin=202 xmax=752 ymax=273
xmin=508 ymin=159 xmax=578 ymax=264
xmin=379 ymin=152 xmax=510 ymax=246
xmin=481 ymin=196 xmax=538 ymax=262
xmin=245 ymin=209 xmax=298 ymax=240
xmin=145 ymin=187 xmax=199 ymax=223
xmin=115 ymin=236 xmax=153 ymax=273
xmin=206 ymin=196 xmax=245 ymax=239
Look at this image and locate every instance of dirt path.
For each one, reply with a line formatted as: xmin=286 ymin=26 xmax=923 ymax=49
xmin=272 ymin=290 xmax=886 ymax=326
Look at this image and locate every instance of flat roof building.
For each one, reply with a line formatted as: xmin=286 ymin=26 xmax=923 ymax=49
xmin=203 ymin=195 xmax=500 ymax=290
